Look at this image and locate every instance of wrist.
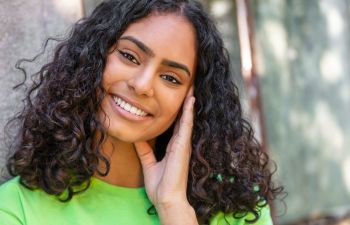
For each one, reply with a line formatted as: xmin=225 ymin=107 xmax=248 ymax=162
xmin=156 ymin=200 xmax=192 ymax=212
xmin=156 ymin=201 xmax=198 ymax=225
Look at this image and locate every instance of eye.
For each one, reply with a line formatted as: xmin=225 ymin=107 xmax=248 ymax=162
xmin=160 ymin=74 xmax=182 ymax=85
xmin=117 ymin=50 xmax=140 ymax=65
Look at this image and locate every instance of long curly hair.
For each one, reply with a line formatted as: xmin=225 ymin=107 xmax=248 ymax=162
xmin=7 ymin=0 xmax=283 ymax=224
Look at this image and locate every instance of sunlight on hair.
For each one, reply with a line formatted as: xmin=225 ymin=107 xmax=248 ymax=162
xmin=320 ymin=0 xmax=344 ymax=38
xmin=52 ymin=0 xmax=83 ymax=20
xmin=320 ymin=50 xmax=343 ymax=83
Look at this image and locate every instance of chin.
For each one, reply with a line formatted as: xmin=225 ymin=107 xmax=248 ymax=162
xmin=105 ymin=130 xmax=152 ymax=144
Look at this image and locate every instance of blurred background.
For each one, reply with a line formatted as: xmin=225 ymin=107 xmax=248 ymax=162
xmin=0 ymin=0 xmax=349 ymax=224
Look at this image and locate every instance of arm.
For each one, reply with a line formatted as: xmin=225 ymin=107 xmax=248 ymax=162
xmin=134 ymin=87 xmax=198 ymax=225
xmin=0 ymin=179 xmax=25 ymax=225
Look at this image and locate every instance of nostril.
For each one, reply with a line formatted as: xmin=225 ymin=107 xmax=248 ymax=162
xmin=127 ymin=77 xmax=154 ymax=97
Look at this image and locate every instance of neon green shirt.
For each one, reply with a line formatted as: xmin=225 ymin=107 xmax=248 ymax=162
xmin=0 ymin=177 xmax=272 ymax=225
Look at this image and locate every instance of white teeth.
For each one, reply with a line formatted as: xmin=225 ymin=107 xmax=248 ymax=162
xmin=130 ymin=106 xmax=137 ymax=114
xmin=113 ymin=96 xmax=148 ymax=117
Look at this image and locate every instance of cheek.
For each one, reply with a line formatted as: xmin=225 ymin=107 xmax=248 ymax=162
xmin=102 ymin=68 xmax=114 ymax=90
xmin=102 ymin=54 xmax=128 ymax=87
xmin=161 ymin=94 xmax=186 ymax=123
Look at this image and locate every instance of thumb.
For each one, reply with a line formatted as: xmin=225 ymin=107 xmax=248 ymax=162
xmin=134 ymin=141 xmax=157 ymax=170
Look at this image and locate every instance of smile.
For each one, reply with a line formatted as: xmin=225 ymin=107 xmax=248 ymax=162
xmin=112 ymin=96 xmax=148 ymax=117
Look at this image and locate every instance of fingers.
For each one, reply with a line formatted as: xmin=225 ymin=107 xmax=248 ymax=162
xmin=173 ymin=85 xmax=194 ymax=135
xmin=177 ymin=95 xmax=195 ymax=142
xmin=186 ymin=85 xmax=194 ymax=98
xmin=164 ymin=95 xmax=195 ymax=187
xmin=134 ymin=141 xmax=157 ymax=170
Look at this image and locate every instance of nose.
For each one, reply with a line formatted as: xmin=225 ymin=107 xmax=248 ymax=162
xmin=127 ymin=67 xmax=155 ymax=97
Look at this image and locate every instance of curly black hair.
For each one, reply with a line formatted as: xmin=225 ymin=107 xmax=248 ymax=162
xmin=6 ymin=0 xmax=283 ymax=224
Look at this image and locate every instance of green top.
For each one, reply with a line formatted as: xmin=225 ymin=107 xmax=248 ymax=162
xmin=0 ymin=177 xmax=272 ymax=225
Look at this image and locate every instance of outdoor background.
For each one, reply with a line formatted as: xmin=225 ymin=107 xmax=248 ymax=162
xmin=0 ymin=0 xmax=349 ymax=224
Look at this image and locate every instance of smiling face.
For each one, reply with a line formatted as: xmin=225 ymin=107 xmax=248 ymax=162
xmin=99 ymin=13 xmax=197 ymax=143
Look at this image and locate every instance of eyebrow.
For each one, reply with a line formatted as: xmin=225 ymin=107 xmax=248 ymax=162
xmin=119 ymin=35 xmax=191 ymax=77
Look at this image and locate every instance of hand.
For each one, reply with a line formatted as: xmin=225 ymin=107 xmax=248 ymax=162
xmin=134 ymin=86 xmax=195 ymax=209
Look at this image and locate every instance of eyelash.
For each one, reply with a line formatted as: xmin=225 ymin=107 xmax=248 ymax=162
xmin=118 ymin=50 xmax=140 ymax=65
xmin=160 ymin=74 xmax=182 ymax=85
xmin=117 ymin=49 xmax=182 ymax=85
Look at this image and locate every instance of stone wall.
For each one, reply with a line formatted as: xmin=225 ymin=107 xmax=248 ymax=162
xmin=0 ymin=0 xmax=83 ymax=182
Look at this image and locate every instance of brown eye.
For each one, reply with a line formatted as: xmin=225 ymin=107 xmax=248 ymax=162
xmin=160 ymin=74 xmax=181 ymax=85
xmin=117 ymin=50 xmax=140 ymax=65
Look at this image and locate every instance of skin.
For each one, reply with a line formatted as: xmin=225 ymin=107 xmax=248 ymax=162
xmin=96 ymin=13 xmax=199 ymax=224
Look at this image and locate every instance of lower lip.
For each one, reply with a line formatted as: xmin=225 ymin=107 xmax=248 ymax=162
xmin=108 ymin=95 xmax=151 ymax=122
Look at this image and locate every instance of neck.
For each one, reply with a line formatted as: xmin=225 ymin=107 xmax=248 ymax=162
xmin=95 ymin=136 xmax=148 ymax=188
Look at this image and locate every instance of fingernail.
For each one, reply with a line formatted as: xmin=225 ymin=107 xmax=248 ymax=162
xmin=191 ymin=97 xmax=195 ymax=106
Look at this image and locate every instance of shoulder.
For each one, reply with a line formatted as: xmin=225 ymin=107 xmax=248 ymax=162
xmin=0 ymin=177 xmax=27 ymax=224
xmin=0 ymin=176 xmax=25 ymax=201
xmin=209 ymin=206 xmax=273 ymax=225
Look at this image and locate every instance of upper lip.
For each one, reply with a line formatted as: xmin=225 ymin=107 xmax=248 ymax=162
xmin=111 ymin=94 xmax=153 ymax=115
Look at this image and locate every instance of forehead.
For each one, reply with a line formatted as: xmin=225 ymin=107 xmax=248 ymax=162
xmin=120 ymin=13 xmax=197 ymax=74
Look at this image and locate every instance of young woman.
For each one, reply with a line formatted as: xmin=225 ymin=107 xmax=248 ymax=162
xmin=0 ymin=0 xmax=282 ymax=224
